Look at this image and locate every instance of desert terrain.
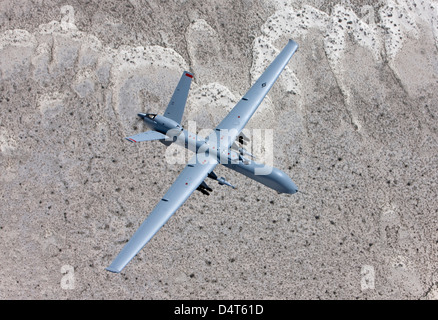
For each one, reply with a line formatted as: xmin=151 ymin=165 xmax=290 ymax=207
xmin=0 ymin=0 xmax=437 ymax=299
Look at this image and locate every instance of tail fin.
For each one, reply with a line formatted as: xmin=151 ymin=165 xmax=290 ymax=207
xmin=164 ymin=71 xmax=193 ymax=124
xmin=125 ymin=130 xmax=168 ymax=143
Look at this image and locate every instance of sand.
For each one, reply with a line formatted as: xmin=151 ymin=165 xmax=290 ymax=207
xmin=0 ymin=0 xmax=437 ymax=299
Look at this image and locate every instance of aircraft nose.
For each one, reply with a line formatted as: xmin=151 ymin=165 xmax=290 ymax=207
xmin=138 ymin=113 xmax=146 ymax=119
xmin=286 ymin=181 xmax=298 ymax=194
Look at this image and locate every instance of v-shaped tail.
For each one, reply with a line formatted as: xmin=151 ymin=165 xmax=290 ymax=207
xmin=163 ymin=71 xmax=193 ymax=124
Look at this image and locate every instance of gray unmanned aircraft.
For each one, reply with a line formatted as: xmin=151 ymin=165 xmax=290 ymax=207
xmin=106 ymin=39 xmax=299 ymax=273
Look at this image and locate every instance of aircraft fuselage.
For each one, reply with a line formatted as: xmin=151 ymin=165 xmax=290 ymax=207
xmin=139 ymin=113 xmax=298 ymax=194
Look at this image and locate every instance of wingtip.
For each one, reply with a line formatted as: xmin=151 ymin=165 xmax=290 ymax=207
xmin=288 ymin=39 xmax=299 ymax=49
xmin=105 ymin=266 xmax=121 ymax=273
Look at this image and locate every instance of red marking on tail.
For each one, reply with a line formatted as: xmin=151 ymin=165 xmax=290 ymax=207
xmin=185 ymin=73 xmax=193 ymax=78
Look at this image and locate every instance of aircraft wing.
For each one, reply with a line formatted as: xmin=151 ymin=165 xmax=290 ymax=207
xmin=215 ymin=40 xmax=298 ymax=146
xmin=106 ymin=156 xmax=217 ymax=273
xmin=125 ymin=130 xmax=168 ymax=142
xmin=164 ymin=71 xmax=194 ymax=124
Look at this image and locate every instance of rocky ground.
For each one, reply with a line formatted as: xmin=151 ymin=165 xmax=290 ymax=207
xmin=0 ymin=0 xmax=437 ymax=299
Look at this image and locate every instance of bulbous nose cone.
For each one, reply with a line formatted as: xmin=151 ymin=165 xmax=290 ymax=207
xmin=286 ymin=181 xmax=298 ymax=194
xmin=271 ymin=167 xmax=298 ymax=194
xmin=138 ymin=113 xmax=146 ymax=119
